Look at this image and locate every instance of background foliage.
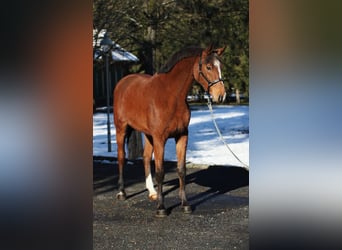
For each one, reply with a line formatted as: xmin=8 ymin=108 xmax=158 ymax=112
xmin=93 ymin=0 xmax=249 ymax=99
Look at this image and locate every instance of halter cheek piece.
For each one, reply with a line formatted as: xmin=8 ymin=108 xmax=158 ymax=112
xmin=198 ymin=52 xmax=224 ymax=91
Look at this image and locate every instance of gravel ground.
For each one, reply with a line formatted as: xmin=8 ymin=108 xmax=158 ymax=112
xmin=93 ymin=158 xmax=249 ymax=250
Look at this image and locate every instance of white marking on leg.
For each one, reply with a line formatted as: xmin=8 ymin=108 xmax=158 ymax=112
xmin=146 ymin=173 xmax=157 ymax=196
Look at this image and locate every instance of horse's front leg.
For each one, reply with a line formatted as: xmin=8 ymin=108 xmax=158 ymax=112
xmin=153 ymin=137 xmax=167 ymax=217
xmin=175 ymin=133 xmax=192 ymax=213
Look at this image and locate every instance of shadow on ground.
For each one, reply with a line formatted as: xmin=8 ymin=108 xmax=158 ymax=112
xmin=94 ymin=156 xmax=248 ymax=213
xmin=93 ymin=157 xmax=249 ymax=249
xmin=93 ymin=157 xmax=179 ymax=196
xmin=164 ymin=165 xmax=249 ymax=212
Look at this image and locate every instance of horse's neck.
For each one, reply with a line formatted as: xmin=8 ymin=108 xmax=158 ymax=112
xmin=162 ymin=57 xmax=197 ymax=99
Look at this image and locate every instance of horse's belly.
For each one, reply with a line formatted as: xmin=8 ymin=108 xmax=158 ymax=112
xmin=166 ymin=115 xmax=190 ymax=137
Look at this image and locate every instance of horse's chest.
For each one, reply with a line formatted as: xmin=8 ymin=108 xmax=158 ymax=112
xmin=147 ymin=104 xmax=190 ymax=136
xmin=167 ymin=109 xmax=190 ymax=134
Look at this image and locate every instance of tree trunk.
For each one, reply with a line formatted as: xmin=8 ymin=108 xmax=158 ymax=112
xmin=236 ymin=88 xmax=241 ymax=104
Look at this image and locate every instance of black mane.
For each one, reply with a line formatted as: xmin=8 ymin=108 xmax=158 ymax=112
xmin=158 ymin=47 xmax=203 ymax=73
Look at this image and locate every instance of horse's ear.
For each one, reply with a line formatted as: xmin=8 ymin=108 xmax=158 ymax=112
xmin=215 ymin=46 xmax=227 ymax=56
xmin=204 ymin=44 xmax=214 ymax=55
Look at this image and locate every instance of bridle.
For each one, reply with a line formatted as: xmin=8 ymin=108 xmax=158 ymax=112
xmin=198 ymin=52 xmax=224 ymax=91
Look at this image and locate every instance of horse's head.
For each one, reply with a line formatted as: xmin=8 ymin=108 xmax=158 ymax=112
xmin=194 ymin=45 xmax=226 ymax=103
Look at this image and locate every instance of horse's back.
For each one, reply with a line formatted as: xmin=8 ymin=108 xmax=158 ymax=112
xmin=115 ymin=73 xmax=151 ymax=93
xmin=114 ymin=73 xmax=151 ymax=102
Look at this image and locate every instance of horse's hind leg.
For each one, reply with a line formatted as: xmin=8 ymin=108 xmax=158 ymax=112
xmin=175 ymin=134 xmax=192 ymax=213
xmin=116 ymin=126 xmax=127 ymax=200
xmin=143 ymin=135 xmax=157 ymax=200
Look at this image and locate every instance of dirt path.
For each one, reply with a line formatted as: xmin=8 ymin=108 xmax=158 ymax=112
xmin=93 ymin=158 xmax=249 ymax=249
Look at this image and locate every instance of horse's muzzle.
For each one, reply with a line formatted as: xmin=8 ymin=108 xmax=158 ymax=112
xmin=216 ymin=93 xmax=226 ymax=103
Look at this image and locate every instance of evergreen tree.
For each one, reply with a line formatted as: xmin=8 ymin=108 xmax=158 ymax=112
xmin=93 ymin=0 xmax=249 ymax=101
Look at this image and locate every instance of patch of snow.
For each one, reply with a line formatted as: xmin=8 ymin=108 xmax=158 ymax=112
xmin=93 ymin=105 xmax=249 ymax=168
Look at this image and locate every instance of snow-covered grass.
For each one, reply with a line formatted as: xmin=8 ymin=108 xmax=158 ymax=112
xmin=93 ymin=105 xmax=249 ymax=168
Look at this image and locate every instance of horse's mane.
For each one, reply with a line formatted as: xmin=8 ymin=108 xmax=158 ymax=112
xmin=158 ymin=47 xmax=203 ymax=73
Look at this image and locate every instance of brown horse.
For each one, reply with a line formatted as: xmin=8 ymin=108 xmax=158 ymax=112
xmin=113 ymin=45 xmax=226 ymax=217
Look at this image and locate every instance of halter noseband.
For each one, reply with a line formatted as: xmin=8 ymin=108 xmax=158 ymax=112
xmin=198 ymin=52 xmax=224 ymax=91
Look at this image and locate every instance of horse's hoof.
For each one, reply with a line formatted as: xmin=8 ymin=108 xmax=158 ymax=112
xmin=116 ymin=191 xmax=126 ymax=201
xmin=148 ymin=193 xmax=158 ymax=201
xmin=182 ymin=205 xmax=192 ymax=214
xmin=155 ymin=209 xmax=168 ymax=218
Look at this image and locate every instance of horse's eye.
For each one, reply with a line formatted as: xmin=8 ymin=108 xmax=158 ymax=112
xmin=206 ymin=65 xmax=212 ymax=71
